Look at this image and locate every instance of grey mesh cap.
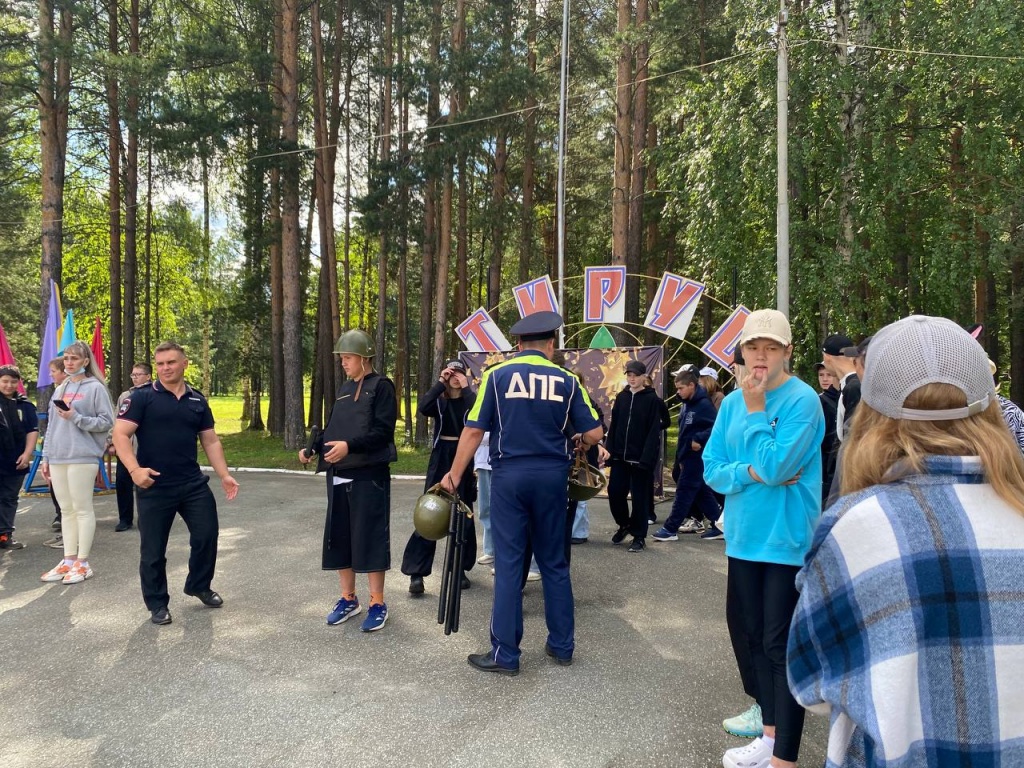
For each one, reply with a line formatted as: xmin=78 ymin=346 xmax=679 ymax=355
xmin=862 ymin=315 xmax=995 ymax=421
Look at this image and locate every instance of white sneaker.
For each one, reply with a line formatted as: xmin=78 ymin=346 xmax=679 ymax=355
xmin=41 ymin=561 xmax=73 ymax=583
xmin=722 ymin=737 xmax=772 ymax=768
xmin=63 ymin=562 xmax=94 ymax=585
xmin=477 ymin=554 xmax=495 ymax=565
xmin=679 ymin=517 xmax=705 ymax=534
xmin=526 ymin=570 xmax=541 ymax=582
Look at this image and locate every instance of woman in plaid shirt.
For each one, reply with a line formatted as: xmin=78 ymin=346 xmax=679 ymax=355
xmin=788 ymin=316 xmax=1024 ymax=768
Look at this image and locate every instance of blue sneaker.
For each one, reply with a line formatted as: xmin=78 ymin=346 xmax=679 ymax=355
xmin=360 ymin=602 xmax=388 ymax=632
xmin=327 ymin=596 xmax=362 ymax=625
xmin=652 ymin=527 xmax=678 ymax=541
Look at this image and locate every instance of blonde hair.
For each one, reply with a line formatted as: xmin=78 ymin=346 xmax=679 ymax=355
xmin=64 ymin=341 xmax=106 ymax=383
xmin=841 ymin=382 xmax=1024 ymax=515
xmin=700 ymin=375 xmax=720 ymax=395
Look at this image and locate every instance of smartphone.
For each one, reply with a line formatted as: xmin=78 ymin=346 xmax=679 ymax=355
xmin=53 ymin=399 xmax=70 ymax=412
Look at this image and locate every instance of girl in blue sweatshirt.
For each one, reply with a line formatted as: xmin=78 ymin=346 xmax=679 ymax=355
xmin=703 ymin=309 xmax=823 ymax=768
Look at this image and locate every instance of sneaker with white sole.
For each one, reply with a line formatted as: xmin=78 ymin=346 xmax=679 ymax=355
xmin=652 ymin=527 xmax=678 ymax=541
xmin=360 ymin=602 xmax=388 ymax=632
xmin=526 ymin=570 xmax=541 ymax=582
xmin=41 ymin=561 xmax=73 ymax=583
xmin=700 ymin=525 xmax=725 ymax=541
xmin=62 ymin=562 xmax=93 ymax=584
xmin=477 ymin=553 xmax=495 ymax=565
xmin=679 ymin=517 xmax=705 ymax=534
xmin=723 ymin=702 xmax=763 ymax=738
xmin=44 ymin=535 xmax=64 ymax=549
xmin=326 ymin=596 xmax=362 ymax=625
xmin=722 ymin=737 xmax=772 ymax=768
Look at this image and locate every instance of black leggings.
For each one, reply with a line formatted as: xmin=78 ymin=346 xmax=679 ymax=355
xmin=727 ymin=557 xmax=805 ymax=763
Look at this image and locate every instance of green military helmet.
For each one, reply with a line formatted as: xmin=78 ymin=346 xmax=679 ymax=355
xmin=333 ymin=329 xmax=375 ymax=357
xmin=413 ymin=486 xmax=456 ymax=540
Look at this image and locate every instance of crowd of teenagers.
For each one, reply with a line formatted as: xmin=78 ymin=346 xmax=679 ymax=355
xmin=2 ymin=307 xmax=1024 ymax=768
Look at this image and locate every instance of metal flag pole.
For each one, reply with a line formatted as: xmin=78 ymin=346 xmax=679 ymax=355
xmin=776 ymin=0 xmax=790 ymax=317
xmin=556 ymin=0 xmax=570 ymax=347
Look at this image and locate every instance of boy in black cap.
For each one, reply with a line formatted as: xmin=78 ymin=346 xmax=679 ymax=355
xmin=0 ymin=365 xmax=37 ymax=550
xmin=605 ymin=359 xmax=670 ymax=552
xmin=401 ymin=358 xmax=477 ymax=594
xmin=821 ymin=333 xmax=860 ymax=443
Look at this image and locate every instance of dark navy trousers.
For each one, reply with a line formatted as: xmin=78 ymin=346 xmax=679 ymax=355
xmin=489 ymin=464 xmax=574 ymax=668
xmin=136 ymin=476 xmax=219 ymax=612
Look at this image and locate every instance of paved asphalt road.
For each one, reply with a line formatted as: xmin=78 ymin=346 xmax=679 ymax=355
xmin=0 ymin=472 xmax=827 ymax=768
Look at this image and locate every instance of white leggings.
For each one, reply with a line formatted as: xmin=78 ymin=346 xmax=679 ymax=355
xmin=50 ymin=463 xmax=97 ymax=560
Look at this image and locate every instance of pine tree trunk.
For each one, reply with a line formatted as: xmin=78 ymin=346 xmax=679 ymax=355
xmin=375 ymin=3 xmax=394 ymax=375
xmin=612 ymin=0 xmax=633 ymax=338
xmin=519 ymin=0 xmax=537 ymax=285
xmin=628 ymin=0 xmax=649 ymax=333
xmin=122 ymin=0 xmax=140 ymax=382
xmin=107 ymin=0 xmax=122 ymax=394
xmin=269 ymin=0 xmax=286 ymax=436
xmin=280 ymin=0 xmax=306 ymax=449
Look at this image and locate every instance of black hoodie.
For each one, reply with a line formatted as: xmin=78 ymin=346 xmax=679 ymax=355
xmin=606 ymin=386 xmax=670 ymax=471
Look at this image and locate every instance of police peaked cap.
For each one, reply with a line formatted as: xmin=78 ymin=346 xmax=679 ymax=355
xmin=510 ymin=311 xmax=563 ymax=341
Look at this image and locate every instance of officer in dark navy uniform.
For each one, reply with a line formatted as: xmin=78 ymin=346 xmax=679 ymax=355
xmin=442 ymin=311 xmax=604 ymax=675
xmin=112 ymin=341 xmax=239 ymax=626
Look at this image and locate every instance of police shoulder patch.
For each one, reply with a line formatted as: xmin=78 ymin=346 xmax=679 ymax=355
xmin=118 ymin=398 xmax=131 ymax=416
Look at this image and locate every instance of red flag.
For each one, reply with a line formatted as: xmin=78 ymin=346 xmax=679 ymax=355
xmin=90 ymin=317 xmax=106 ymax=377
xmin=0 ymin=322 xmax=27 ymax=395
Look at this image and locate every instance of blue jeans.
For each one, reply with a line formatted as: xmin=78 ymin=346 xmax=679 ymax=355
xmin=477 ymin=469 xmax=493 ymax=556
xmin=571 ymin=500 xmax=589 ymax=539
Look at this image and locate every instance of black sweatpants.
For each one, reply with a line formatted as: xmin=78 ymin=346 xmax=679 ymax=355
xmin=727 ymin=557 xmax=805 ymax=763
xmin=137 ymin=476 xmax=219 ymax=612
xmin=607 ymin=462 xmax=654 ymax=539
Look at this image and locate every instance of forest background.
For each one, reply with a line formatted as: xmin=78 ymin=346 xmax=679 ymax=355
xmin=2 ymin=0 xmax=1023 ymax=450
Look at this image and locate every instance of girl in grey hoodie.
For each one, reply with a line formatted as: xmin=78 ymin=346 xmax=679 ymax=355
xmin=41 ymin=341 xmax=115 ymax=586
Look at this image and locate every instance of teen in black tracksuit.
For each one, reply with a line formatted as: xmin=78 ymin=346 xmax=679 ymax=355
xmin=401 ymin=360 xmax=476 ymax=592
xmin=658 ymin=374 xmax=721 ymax=536
xmin=605 ymin=361 xmax=670 ymax=551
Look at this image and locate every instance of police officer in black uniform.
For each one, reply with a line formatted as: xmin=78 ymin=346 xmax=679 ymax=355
xmin=442 ymin=311 xmax=603 ymax=675
xmin=112 ymin=341 xmax=239 ymax=626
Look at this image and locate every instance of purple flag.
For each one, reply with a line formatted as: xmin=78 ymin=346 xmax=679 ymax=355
xmin=37 ymin=280 xmax=62 ymax=387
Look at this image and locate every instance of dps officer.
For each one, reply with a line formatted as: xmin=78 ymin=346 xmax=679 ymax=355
xmin=442 ymin=311 xmax=603 ymax=674
xmin=112 ymin=342 xmax=239 ymax=625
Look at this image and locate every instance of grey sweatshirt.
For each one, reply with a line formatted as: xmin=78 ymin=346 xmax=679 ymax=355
xmin=43 ymin=376 xmax=115 ymax=464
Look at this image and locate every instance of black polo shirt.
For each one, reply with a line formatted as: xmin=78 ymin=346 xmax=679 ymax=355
xmin=117 ymin=380 xmax=215 ymax=485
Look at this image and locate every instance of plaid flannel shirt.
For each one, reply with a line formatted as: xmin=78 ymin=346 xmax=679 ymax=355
xmin=788 ymin=456 xmax=1024 ymax=767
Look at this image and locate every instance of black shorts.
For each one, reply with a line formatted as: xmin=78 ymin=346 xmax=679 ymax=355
xmin=322 ymin=478 xmax=391 ymax=572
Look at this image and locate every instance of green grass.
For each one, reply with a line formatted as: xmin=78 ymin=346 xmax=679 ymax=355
xmin=203 ymin=395 xmax=430 ymax=474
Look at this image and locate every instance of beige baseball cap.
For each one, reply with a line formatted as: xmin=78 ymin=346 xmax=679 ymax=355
xmin=739 ymin=309 xmax=792 ymax=346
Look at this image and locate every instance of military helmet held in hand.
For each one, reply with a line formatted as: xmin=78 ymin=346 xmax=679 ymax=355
xmin=333 ymin=329 xmax=375 ymax=357
xmin=413 ymin=484 xmax=473 ymax=541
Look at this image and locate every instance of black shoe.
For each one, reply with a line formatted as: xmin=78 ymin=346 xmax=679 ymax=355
xmin=544 ymin=643 xmax=573 ymax=666
xmin=51 ymin=519 xmax=61 ymax=531
xmin=0 ymin=534 xmax=24 ymax=550
xmin=611 ymin=527 xmax=629 ymax=545
xmin=460 ymin=574 xmax=471 ymax=590
xmin=570 ymin=537 xmax=588 ymax=545
xmin=648 ymin=514 xmax=658 ymax=524
xmin=114 ymin=521 xmax=132 ymax=532
xmin=627 ymin=537 xmax=646 ymax=553
xmin=151 ymin=607 xmax=172 ymax=625
xmin=467 ymin=652 xmax=519 ymax=676
xmin=409 ymin=575 xmax=425 ymax=595
xmin=185 ymin=589 xmax=223 ymax=607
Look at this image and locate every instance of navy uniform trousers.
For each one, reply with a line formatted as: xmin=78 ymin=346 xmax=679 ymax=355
xmin=490 ymin=464 xmax=574 ymax=668
xmin=137 ymin=476 xmax=219 ymax=612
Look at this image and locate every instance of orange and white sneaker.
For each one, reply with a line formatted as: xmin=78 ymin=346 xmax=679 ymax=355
xmin=62 ymin=562 xmax=94 ymax=585
xmin=41 ymin=561 xmax=73 ymax=583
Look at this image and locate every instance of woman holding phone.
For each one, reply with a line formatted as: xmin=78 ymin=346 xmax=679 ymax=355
xmin=40 ymin=341 xmax=115 ymax=585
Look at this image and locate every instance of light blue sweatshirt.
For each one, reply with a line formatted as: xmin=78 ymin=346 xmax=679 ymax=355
xmin=703 ymin=376 xmax=824 ymax=566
